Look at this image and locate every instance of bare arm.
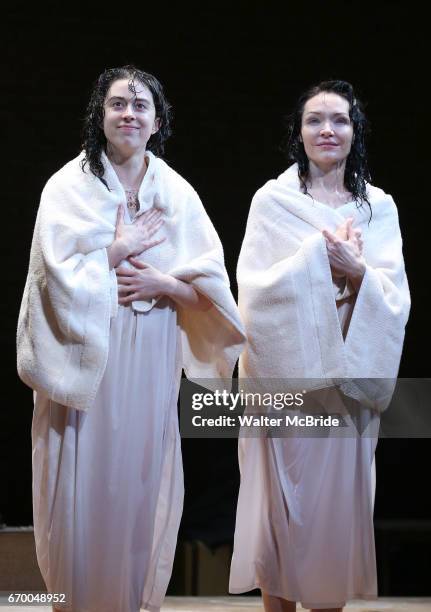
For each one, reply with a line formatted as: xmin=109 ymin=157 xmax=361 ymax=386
xmin=117 ymin=258 xmax=212 ymax=312
xmin=162 ymin=274 xmax=213 ymax=311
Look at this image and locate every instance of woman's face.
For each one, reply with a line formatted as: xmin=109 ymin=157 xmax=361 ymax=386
xmin=103 ymin=78 xmax=160 ymax=155
xmin=300 ymin=92 xmax=353 ymax=171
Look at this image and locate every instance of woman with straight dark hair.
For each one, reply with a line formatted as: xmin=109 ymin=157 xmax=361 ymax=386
xmin=230 ymin=81 xmax=410 ymax=611
xmin=18 ymin=65 xmax=245 ymax=612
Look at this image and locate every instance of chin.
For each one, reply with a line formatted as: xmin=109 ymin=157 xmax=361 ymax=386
xmin=317 ymin=154 xmax=345 ymax=165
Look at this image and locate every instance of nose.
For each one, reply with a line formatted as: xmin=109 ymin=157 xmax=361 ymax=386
xmin=320 ymin=120 xmax=334 ymax=136
xmin=122 ymin=102 xmax=136 ymax=121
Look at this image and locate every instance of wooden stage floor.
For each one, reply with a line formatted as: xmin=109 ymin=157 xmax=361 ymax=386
xmin=2 ymin=597 xmax=431 ymax=611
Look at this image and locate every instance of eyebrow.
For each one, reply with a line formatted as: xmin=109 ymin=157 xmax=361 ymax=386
xmin=304 ymin=111 xmax=349 ymax=116
xmin=107 ymin=95 xmax=153 ymax=104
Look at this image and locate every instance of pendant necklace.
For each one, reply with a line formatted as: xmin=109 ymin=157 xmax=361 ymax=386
xmin=123 ymin=187 xmax=140 ymax=220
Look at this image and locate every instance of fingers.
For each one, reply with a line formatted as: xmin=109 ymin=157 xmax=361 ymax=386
xmin=145 ymin=218 xmax=164 ymax=237
xmin=332 ymin=218 xmax=364 ymax=251
xmin=348 ymin=218 xmax=363 ymax=241
xmin=348 ymin=224 xmax=363 ymax=253
xmin=345 ymin=218 xmax=353 ymax=238
xmin=115 ymin=266 xmax=137 ymax=278
xmin=116 ymin=280 xmax=135 ymax=290
xmin=116 ymin=204 xmax=125 ymax=228
xmin=134 ymin=208 xmax=163 ymax=228
xmin=344 ymin=218 xmax=362 ymax=239
xmin=128 ymin=258 xmax=148 ymax=269
xmin=117 ymin=284 xmax=135 ymax=294
xmin=133 ymin=236 xmax=166 ymax=257
xmin=118 ymin=292 xmax=140 ymax=305
xmin=339 ymin=217 xmax=351 ymax=230
xmin=148 ymin=236 xmax=166 ymax=248
xmin=322 ymin=229 xmax=338 ymax=244
xmin=335 ymin=216 xmax=352 ymax=233
xmin=140 ymin=206 xmax=160 ymax=221
xmin=114 ymin=205 xmax=125 ymax=240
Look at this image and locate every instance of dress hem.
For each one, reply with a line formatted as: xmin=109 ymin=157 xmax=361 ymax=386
xmin=229 ymin=582 xmax=377 ymax=608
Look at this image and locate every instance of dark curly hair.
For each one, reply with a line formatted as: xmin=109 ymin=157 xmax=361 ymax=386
xmin=81 ymin=65 xmax=172 ymax=188
xmin=284 ymin=80 xmax=372 ymax=217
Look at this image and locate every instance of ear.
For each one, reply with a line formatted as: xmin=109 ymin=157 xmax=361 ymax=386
xmin=152 ymin=118 xmax=160 ymax=134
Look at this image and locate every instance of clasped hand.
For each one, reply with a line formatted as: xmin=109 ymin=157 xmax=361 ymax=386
xmin=107 ymin=204 xmax=166 ymax=269
xmin=109 ymin=204 xmax=211 ymax=310
xmin=116 ymin=205 xmax=165 ymax=256
xmin=116 ymin=259 xmax=170 ymax=304
xmin=322 ymin=217 xmax=365 ymax=284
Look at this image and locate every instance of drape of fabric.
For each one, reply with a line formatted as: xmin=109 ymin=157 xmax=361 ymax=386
xmin=235 ymin=163 xmax=410 ymax=409
xmin=229 ymin=164 xmax=410 ymax=608
xmin=17 ymin=151 xmax=245 ymax=411
xmin=32 ymin=302 xmax=182 ymax=612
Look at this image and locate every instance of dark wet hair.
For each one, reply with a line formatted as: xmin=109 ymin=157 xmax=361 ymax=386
xmin=283 ymin=80 xmax=371 ymax=217
xmin=81 ymin=65 xmax=172 ymax=187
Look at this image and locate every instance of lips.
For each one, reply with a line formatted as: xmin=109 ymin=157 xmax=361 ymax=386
xmin=118 ymin=125 xmax=139 ymax=131
xmin=317 ymin=142 xmax=338 ymax=147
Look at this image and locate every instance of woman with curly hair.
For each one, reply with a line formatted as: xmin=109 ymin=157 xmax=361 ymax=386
xmin=229 ymin=81 xmax=410 ymax=610
xmin=18 ymin=66 xmax=245 ymax=611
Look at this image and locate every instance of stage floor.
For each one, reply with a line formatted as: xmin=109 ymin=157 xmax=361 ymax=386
xmin=163 ymin=598 xmax=431 ymax=611
xmin=2 ymin=597 xmax=431 ymax=611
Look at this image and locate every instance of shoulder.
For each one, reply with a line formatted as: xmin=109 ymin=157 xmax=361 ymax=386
xmin=255 ymin=163 xmax=299 ymax=200
xmin=363 ymin=183 xmax=404 ymax=237
xmin=153 ymin=155 xmax=199 ymax=198
xmin=42 ymin=152 xmax=93 ymax=195
xmin=366 ymin=183 xmax=399 ymax=219
xmin=249 ymin=164 xmax=299 ymax=215
xmin=250 ymin=180 xmax=277 ymax=211
xmin=152 ymin=155 xmax=206 ymax=219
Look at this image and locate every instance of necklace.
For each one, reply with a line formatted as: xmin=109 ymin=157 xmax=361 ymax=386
xmin=124 ymin=187 xmax=140 ymax=220
xmin=107 ymin=152 xmax=147 ymax=220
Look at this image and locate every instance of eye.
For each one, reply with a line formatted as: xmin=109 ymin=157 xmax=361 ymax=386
xmin=135 ymin=102 xmax=146 ymax=111
xmin=306 ymin=118 xmax=320 ymax=125
xmin=336 ymin=117 xmax=350 ymax=124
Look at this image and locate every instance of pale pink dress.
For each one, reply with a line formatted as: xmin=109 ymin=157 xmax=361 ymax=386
xmin=230 ymin=277 xmax=380 ymax=609
xmin=32 ymin=195 xmax=184 ymax=612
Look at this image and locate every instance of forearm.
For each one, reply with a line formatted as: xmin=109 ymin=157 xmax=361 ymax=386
xmin=107 ymin=240 xmax=129 ymax=269
xmin=347 ymin=260 xmax=366 ymax=292
xmin=164 ymin=275 xmax=212 ymax=311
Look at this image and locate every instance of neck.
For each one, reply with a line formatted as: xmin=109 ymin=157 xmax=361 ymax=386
xmin=106 ymin=145 xmax=148 ymax=190
xmin=306 ymin=160 xmax=346 ymax=192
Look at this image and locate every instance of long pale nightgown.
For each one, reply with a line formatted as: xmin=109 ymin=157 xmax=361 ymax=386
xmin=230 ymin=285 xmax=380 ymax=609
xmin=32 ymin=293 xmax=184 ymax=612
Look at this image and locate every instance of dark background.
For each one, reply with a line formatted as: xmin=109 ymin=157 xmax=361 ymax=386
xmin=2 ymin=0 xmax=429 ymax=595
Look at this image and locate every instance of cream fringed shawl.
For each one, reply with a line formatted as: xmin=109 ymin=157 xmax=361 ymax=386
xmin=237 ymin=164 xmax=410 ymax=411
xmin=17 ymin=151 xmax=246 ymax=411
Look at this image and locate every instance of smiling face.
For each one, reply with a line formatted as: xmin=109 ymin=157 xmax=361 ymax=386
xmin=103 ymin=78 xmax=160 ymax=156
xmin=300 ymin=92 xmax=353 ymax=171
